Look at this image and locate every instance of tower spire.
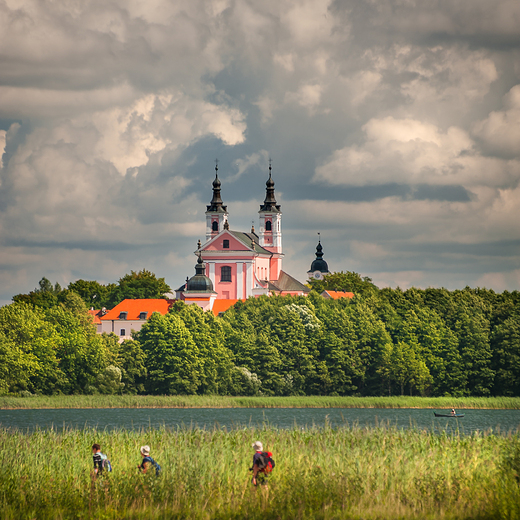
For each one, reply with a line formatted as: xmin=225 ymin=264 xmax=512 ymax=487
xmin=307 ymin=233 xmax=329 ymax=280
xmin=207 ymin=160 xmax=227 ymax=213
xmin=205 ymin=161 xmax=229 ymax=241
xmin=260 ymin=159 xmax=281 ymax=212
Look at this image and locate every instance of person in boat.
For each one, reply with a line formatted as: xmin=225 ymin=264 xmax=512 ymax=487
xmin=450 ymin=409 xmax=456 ymax=416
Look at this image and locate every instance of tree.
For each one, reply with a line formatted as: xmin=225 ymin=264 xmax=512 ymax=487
xmin=117 ymin=339 xmax=147 ymax=394
xmin=107 ymin=269 xmax=171 ymax=307
xmin=309 ymin=271 xmax=378 ymax=296
xmin=137 ymin=312 xmax=201 ymax=394
xmin=47 ymin=302 xmax=110 ymax=394
xmin=96 ymin=365 xmax=125 ymax=394
xmin=169 ymin=301 xmax=235 ymax=395
xmin=492 ymin=314 xmax=520 ymax=396
xmin=397 ymin=308 xmax=464 ymax=396
xmin=67 ymin=280 xmax=116 ymax=309
xmin=12 ymin=277 xmax=63 ymax=309
xmin=0 ymin=302 xmax=64 ymax=394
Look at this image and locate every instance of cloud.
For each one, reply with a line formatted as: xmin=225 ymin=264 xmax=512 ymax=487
xmin=227 ymin=151 xmax=269 ymax=182
xmin=473 ymin=84 xmax=520 ymax=159
xmin=314 ymin=116 xmax=520 ymax=188
xmin=1 ymin=0 xmax=520 ymax=302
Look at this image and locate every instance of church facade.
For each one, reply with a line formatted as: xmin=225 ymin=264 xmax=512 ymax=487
xmin=178 ymin=164 xmax=309 ymax=311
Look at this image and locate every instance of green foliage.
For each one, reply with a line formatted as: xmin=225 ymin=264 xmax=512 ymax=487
xmin=96 ymin=365 xmax=125 ymax=394
xmin=107 ymin=269 xmax=171 ymax=307
xmin=4 ymin=270 xmax=520 ymax=397
xmin=1 ymin=426 xmax=519 ymax=520
xmin=12 ymin=277 xmax=63 ymax=309
xmin=309 ymin=270 xmax=378 ymax=295
xmin=67 ymin=279 xmax=116 ymax=309
xmin=136 ymin=312 xmax=201 ymax=394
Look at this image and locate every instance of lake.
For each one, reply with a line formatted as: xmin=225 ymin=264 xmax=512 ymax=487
xmin=1 ymin=407 xmax=520 ymax=434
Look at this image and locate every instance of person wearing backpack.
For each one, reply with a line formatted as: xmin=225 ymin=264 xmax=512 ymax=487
xmin=92 ymin=443 xmax=112 ymax=476
xmin=138 ymin=445 xmax=161 ymax=476
xmin=250 ymin=441 xmax=275 ymax=486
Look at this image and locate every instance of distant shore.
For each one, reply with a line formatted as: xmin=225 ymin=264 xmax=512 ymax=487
xmin=2 ymin=395 xmax=520 ymax=409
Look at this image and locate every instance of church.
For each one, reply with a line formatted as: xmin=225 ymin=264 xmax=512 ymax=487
xmin=97 ymin=163 xmax=342 ymax=339
xmin=177 ymin=163 xmax=312 ymax=312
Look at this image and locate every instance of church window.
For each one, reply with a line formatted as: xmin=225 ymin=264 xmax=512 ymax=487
xmin=223 ymin=239 xmax=229 ymax=248
xmin=221 ymin=266 xmax=232 ymax=282
xmin=212 ymin=221 xmax=219 ymax=232
xmin=265 ymin=220 xmax=272 ymax=231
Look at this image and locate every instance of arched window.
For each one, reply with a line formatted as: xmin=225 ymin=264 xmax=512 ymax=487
xmin=265 ymin=220 xmax=272 ymax=231
xmin=212 ymin=221 xmax=219 ymax=232
xmin=221 ymin=266 xmax=232 ymax=282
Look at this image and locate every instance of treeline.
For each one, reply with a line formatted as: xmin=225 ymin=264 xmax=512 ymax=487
xmin=1 ymin=271 xmax=520 ymax=397
xmin=12 ymin=270 xmax=171 ymax=309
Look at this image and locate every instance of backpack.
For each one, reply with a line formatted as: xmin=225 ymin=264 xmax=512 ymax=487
xmin=100 ymin=453 xmax=112 ymax=472
xmin=256 ymin=452 xmax=275 ymax=474
xmin=143 ymin=456 xmax=161 ymax=476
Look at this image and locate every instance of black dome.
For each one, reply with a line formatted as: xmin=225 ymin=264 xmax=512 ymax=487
xmin=309 ymin=241 xmax=329 ymax=273
xmin=310 ymin=257 xmax=329 ymax=273
xmin=186 ymin=255 xmax=214 ymax=292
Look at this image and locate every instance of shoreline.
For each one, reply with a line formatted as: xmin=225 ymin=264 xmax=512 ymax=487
xmin=2 ymin=395 xmax=520 ymax=410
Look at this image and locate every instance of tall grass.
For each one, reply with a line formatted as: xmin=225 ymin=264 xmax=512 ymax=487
xmin=1 ymin=425 xmax=519 ymax=519
xmin=2 ymin=395 xmax=520 ymax=409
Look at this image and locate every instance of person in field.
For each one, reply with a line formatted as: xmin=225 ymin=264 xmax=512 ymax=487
xmin=250 ymin=441 xmax=275 ymax=486
xmin=91 ymin=443 xmax=112 ymax=476
xmin=138 ymin=445 xmax=161 ymax=476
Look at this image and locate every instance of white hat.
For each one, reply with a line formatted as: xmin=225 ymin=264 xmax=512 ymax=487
xmin=252 ymin=441 xmax=263 ymax=451
xmin=140 ymin=445 xmax=150 ymax=456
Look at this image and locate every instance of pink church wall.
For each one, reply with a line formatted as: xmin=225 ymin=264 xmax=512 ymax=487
xmin=270 ymin=256 xmax=281 ymax=280
xmin=205 ymin=233 xmax=249 ymax=251
xmin=255 ymin=257 xmax=270 ymax=281
xmin=213 ymin=263 xmax=237 ymax=299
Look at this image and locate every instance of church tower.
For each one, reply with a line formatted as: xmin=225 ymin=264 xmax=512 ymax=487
xmin=307 ymin=236 xmax=330 ymax=281
xmin=258 ymin=162 xmax=283 ymax=280
xmin=205 ymin=163 xmax=228 ymax=242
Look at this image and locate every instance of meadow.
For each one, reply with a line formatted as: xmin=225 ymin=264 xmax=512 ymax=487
xmin=1 ymin=425 xmax=520 ymax=520
xmin=2 ymin=395 xmax=520 ymax=409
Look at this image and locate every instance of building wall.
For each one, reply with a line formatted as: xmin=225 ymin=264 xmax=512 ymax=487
xmin=99 ymin=319 xmax=146 ymax=342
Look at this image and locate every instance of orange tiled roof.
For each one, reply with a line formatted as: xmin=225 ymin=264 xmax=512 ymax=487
xmin=212 ymin=299 xmax=240 ymax=316
xmin=322 ymin=290 xmax=354 ymax=300
xmin=88 ymin=309 xmax=103 ymax=325
xmin=100 ymin=299 xmax=172 ymax=321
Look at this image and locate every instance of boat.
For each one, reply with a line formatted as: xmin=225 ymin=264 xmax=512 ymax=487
xmin=434 ymin=412 xmax=465 ymax=418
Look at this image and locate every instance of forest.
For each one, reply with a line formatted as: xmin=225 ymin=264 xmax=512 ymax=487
xmin=1 ymin=270 xmax=520 ymax=397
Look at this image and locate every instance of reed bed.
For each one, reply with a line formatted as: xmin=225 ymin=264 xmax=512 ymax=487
xmin=2 ymin=395 xmax=520 ymax=410
xmin=1 ymin=425 xmax=519 ymax=519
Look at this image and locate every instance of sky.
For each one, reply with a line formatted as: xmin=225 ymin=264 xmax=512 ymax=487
xmin=1 ymin=0 xmax=520 ymax=305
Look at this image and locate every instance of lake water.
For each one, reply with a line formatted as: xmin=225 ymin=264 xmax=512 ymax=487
xmin=1 ymin=408 xmax=520 ymax=434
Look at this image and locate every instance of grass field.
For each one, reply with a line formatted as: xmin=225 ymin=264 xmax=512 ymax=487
xmin=2 ymin=395 xmax=520 ymax=409
xmin=1 ymin=425 xmax=519 ymax=519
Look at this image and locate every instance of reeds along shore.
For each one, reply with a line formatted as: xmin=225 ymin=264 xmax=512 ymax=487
xmin=2 ymin=395 xmax=520 ymax=409
xmin=1 ymin=426 xmax=520 ymax=520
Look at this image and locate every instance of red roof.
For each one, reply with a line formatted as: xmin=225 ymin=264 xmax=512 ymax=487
xmin=212 ymin=299 xmax=240 ymax=316
xmin=88 ymin=309 xmax=103 ymax=325
xmin=321 ymin=290 xmax=354 ymax=300
xmin=100 ymin=299 xmax=172 ymax=321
